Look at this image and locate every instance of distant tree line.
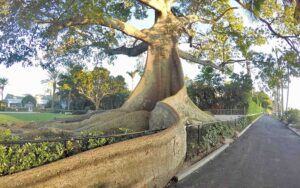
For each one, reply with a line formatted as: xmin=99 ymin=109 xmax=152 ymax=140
xmin=187 ymin=67 xmax=272 ymax=114
xmin=45 ymin=65 xmax=129 ymax=112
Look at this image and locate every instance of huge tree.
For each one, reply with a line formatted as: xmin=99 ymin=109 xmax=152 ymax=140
xmin=0 ymin=0 xmax=300 ymax=129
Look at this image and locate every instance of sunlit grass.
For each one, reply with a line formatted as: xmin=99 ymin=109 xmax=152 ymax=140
xmin=0 ymin=113 xmax=72 ymax=124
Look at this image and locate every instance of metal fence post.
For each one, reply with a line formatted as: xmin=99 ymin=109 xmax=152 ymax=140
xmin=198 ymin=124 xmax=201 ymax=145
xmin=63 ymin=140 xmax=68 ymax=157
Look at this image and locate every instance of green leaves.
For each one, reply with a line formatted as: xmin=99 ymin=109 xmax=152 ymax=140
xmin=0 ymin=127 xmax=133 ymax=176
xmin=0 ymin=130 xmax=65 ymax=176
xmin=73 ymin=66 xmax=128 ymax=110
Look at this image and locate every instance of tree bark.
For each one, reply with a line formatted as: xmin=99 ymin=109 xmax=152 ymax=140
xmin=52 ymin=81 xmax=57 ymax=111
xmin=286 ymin=66 xmax=290 ymax=112
xmin=67 ymin=90 xmax=72 ymax=110
xmin=122 ymin=40 xmax=184 ymax=111
xmin=0 ymin=86 xmax=3 ymax=101
xmin=281 ymin=81 xmax=284 ymax=116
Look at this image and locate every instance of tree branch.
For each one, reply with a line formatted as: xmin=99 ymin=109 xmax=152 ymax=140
xmin=234 ymin=0 xmax=299 ymax=53
xmin=105 ymin=42 xmax=248 ymax=72
xmin=178 ymin=50 xmax=223 ymax=70
xmin=180 ymin=7 xmax=238 ymax=25
xmin=105 ymin=42 xmax=148 ymax=57
xmin=37 ymin=16 xmax=150 ymax=43
xmin=137 ymin=0 xmax=166 ymax=12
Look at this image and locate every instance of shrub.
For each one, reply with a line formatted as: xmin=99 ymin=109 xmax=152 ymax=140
xmin=0 ymin=127 xmax=135 ymax=176
xmin=284 ymin=109 xmax=300 ymax=124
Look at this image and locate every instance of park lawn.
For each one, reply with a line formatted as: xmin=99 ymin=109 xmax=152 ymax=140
xmin=0 ymin=113 xmax=73 ymax=124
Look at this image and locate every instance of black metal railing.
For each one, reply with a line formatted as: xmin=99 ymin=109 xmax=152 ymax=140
xmin=205 ymin=108 xmax=247 ymax=115
xmin=0 ymin=128 xmax=164 ymax=148
xmin=185 ymin=113 xmax=262 ymax=160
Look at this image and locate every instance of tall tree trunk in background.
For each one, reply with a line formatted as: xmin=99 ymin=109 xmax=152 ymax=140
xmin=0 ymin=87 xmax=3 ymax=100
xmin=281 ymin=81 xmax=284 ymax=116
xmin=246 ymin=61 xmax=251 ymax=76
xmin=286 ymin=66 xmax=290 ymax=112
xmin=52 ymin=81 xmax=57 ymax=111
xmin=276 ymin=86 xmax=280 ymax=116
xmin=95 ymin=99 xmax=100 ymax=111
xmin=67 ymin=90 xmax=72 ymax=110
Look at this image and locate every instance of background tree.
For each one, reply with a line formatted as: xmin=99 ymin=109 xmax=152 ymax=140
xmin=126 ymin=70 xmax=138 ymax=91
xmin=57 ymin=64 xmax=84 ymax=110
xmin=21 ymin=95 xmax=37 ymax=107
xmin=187 ymin=68 xmax=266 ymax=114
xmin=101 ymin=76 xmax=130 ymax=110
xmin=252 ymin=49 xmax=300 ymax=116
xmin=41 ymin=67 xmax=60 ymax=111
xmin=74 ymin=67 xmax=127 ymax=110
xmin=252 ymin=91 xmax=273 ymax=111
xmin=187 ymin=67 xmax=224 ymax=109
xmin=0 ymin=78 xmax=8 ymax=101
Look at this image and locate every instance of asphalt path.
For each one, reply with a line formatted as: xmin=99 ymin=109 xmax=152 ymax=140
xmin=175 ymin=115 xmax=300 ymax=188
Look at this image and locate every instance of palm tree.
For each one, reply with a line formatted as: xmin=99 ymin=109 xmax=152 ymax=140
xmin=126 ymin=70 xmax=138 ymax=91
xmin=0 ymin=78 xmax=8 ymax=101
xmin=41 ymin=68 xmax=59 ymax=111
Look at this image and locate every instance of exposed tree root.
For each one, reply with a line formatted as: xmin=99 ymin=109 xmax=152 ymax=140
xmin=149 ymin=87 xmax=214 ymax=130
xmin=15 ymin=86 xmax=213 ymax=139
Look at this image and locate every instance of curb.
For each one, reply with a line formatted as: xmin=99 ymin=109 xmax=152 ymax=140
xmin=287 ymin=125 xmax=300 ymax=137
xmin=237 ymin=115 xmax=263 ymax=138
xmin=172 ymin=144 xmax=229 ymax=182
xmin=172 ymin=114 xmax=263 ymax=183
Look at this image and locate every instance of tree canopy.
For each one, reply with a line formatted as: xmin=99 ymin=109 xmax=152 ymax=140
xmin=72 ymin=66 xmax=128 ymax=110
xmin=0 ymin=0 xmax=299 ymax=69
xmin=21 ymin=95 xmax=37 ymax=107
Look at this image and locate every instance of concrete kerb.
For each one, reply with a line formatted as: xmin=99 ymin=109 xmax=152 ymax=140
xmin=287 ymin=125 xmax=300 ymax=137
xmin=172 ymin=144 xmax=229 ymax=183
xmin=237 ymin=114 xmax=263 ymax=138
xmin=172 ymin=114 xmax=263 ymax=183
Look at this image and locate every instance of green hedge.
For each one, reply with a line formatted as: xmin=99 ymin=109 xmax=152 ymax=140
xmin=0 ymin=128 xmax=133 ymax=176
xmin=186 ymin=114 xmax=260 ymax=160
xmin=247 ymin=97 xmax=264 ymax=114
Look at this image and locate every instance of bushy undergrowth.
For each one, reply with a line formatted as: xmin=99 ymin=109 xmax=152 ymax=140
xmin=186 ymin=115 xmax=258 ymax=160
xmin=283 ymin=109 xmax=300 ymax=124
xmin=0 ymin=128 xmax=133 ymax=176
xmin=247 ymin=97 xmax=264 ymax=114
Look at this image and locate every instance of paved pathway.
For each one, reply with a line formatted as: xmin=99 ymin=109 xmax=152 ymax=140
xmin=175 ymin=115 xmax=300 ymax=188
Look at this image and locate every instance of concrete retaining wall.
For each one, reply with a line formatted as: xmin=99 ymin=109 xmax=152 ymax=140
xmin=0 ymin=119 xmax=186 ymax=188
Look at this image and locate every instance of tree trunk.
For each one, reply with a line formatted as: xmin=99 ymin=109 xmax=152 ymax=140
xmin=95 ymin=100 xmax=100 ymax=111
xmin=67 ymin=90 xmax=72 ymax=110
xmin=275 ymin=86 xmax=280 ymax=116
xmin=281 ymin=81 xmax=284 ymax=115
xmin=286 ymin=66 xmax=290 ymax=112
xmin=52 ymin=82 xmax=57 ymax=111
xmin=0 ymin=86 xmax=3 ymax=101
xmin=246 ymin=61 xmax=251 ymax=76
xmin=122 ymin=41 xmax=184 ymax=111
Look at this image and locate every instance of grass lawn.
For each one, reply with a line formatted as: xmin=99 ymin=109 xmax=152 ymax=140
xmin=0 ymin=113 xmax=73 ymax=124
